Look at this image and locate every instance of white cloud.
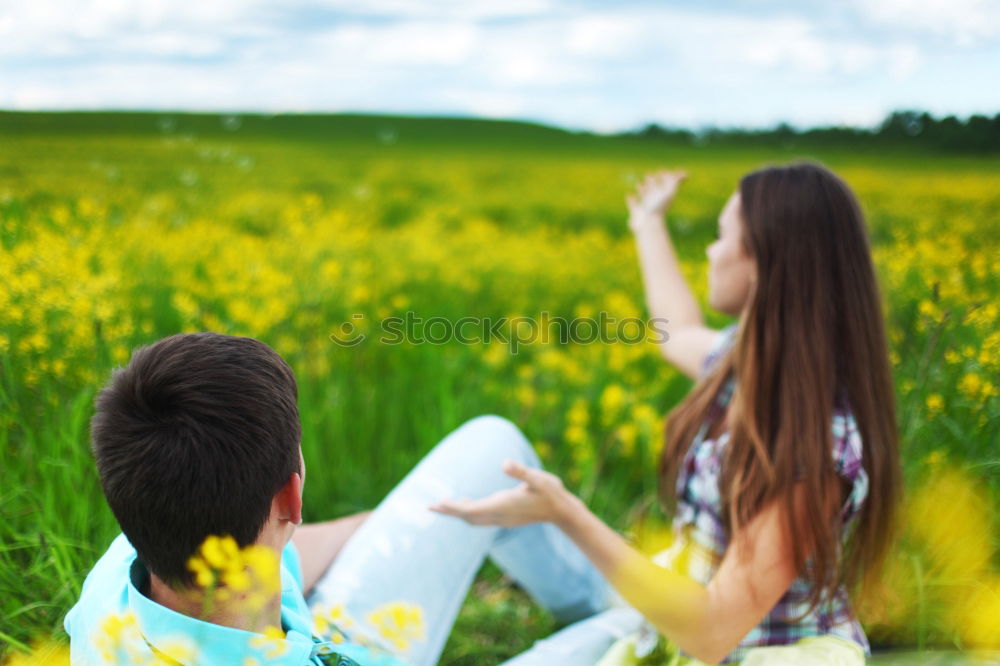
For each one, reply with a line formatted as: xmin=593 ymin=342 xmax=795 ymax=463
xmin=318 ymin=22 xmax=479 ymax=66
xmin=565 ymin=15 xmax=645 ymax=59
xmin=851 ymin=0 xmax=1000 ymax=46
xmin=839 ymin=44 xmax=879 ymax=74
xmin=12 ymin=86 xmax=65 ymax=108
xmin=742 ymin=18 xmax=835 ymax=74
xmin=741 ymin=23 xmax=920 ymax=80
xmin=836 ymin=104 xmax=889 ymax=128
xmin=887 ymin=44 xmax=921 ymax=80
xmin=294 ymin=0 xmax=556 ymax=21
xmin=479 ymin=30 xmax=595 ymax=86
xmin=440 ymin=90 xmax=527 ymax=118
xmin=0 ymin=1 xmax=994 ymax=130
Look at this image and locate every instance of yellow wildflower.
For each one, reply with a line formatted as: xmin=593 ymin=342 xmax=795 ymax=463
xmin=313 ymin=602 xmax=355 ymax=642
xmin=923 ymin=450 xmax=945 ymax=466
xmin=186 ymin=536 xmax=280 ymax=611
xmin=515 ymin=385 xmax=537 ymax=408
xmin=4 ymin=639 xmax=70 ymax=666
xmin=615 ymin=423 xmax=638 ymax=456
xmin=567 ymin=398 xmax=589 ymax=426
xmin=908 ymin=466 xmax=994 ymax=588
xmin=249 ymin=625 xmax=287 ymax=658
xmin=564 ymin=424 xmax=589 ymax=447
xmin=959 ymin=373 xmax=983 ymax=401
xmin=951 ymin=575 xmax=1000 ymax=648
xmin=366 ymin=602 xmax=426 ymax=653
xmin=600 ymin=384 xmax=627 ymax=425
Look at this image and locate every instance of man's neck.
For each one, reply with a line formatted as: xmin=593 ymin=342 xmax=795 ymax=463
xmin=147 ymin=572 xmax=283 ymax=634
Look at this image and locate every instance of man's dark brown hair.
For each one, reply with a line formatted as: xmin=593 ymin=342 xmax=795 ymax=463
xmin=91 ymin=332 xmax=302 ymax=586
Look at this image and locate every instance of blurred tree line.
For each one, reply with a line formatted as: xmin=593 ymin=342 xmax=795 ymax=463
xmin=621 ymin=110 xmax=1000 ymax=154
xmin=3 ymin=109 xmax=997 ymax=154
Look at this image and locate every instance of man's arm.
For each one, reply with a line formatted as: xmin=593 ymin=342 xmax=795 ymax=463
xmin=292 ymin=511 xmax=372 ymax=596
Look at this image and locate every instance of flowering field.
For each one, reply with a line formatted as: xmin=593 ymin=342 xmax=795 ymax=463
xmin=1 ymin=113 xmax=998 ymax=663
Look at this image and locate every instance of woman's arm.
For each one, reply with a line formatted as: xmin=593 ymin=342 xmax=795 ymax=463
xmin=557 ymin=488 xmax=804 ymax=664
xmin=628 ymin=171 xmax=720 ymax=380
xmin=430 ymin=462 xmax=809 ymax=665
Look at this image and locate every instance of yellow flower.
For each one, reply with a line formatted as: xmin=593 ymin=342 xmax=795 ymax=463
xmin=99 ymin=610 xmax=137 ymax=644
xmin=242 ymin=546 xmax=280 ymax=584
xmin=4 ymin=639 xmax=70 ymax=666
xmin=567 ymin=398 xmax=589 ymax=426
xmin=615 ymin=423 xmax=638 ymax=456
xmin=249 ymin=625 xmax=287 ymax=658
xmin=92 ymin=610 xmax=142 ymax=664
xmin=222 ymin=567 xmax=251 ymax=592
xmin=909 ymin=466 xmax=994 ymax=587
xmin=564 ymin=424 xmax=589 ymax=447
xmin=515 ymin=385 xmax=537 ymax=408
xmin=151 ymin=637 xmax=197 ymax=664
xmin=313 ymin=602 xmax=355 ymax=641
xmin=626 ymin=516 xmax=677 ymax=558
xmin=600 ymin=384 xmax=627 ymax=424
xmin=366 ymin=602 xmax=426 ymax=653
xmin=925 ymin=393 xmax=944 ymax=415
xmin=482 ymin=343 xmax=509 ymax=368
xmin=350 ymin=285 xmax=371 ymax=305
xmin=188 ymin=556 xmax=215 ymax=588
xmin=200 ymin=535 xmax=240 ymax=570
xmin=951 ymin=575 xmax=1000 ymax=648
xmin=923 ymin=450 xmax=945 ymax=466
xmin=631 ymin=403 xmax=661 ymax=430
xmin=186 ymin=536 xmax=280 ymax=611
xmin=959 ymin=373 xmax=983 ymax=401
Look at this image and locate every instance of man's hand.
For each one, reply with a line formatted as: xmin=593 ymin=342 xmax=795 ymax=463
xmin=428 ymin=460 xmax=582 ymax=528
xmin=627 ymin=170 xmax=688 ymax=231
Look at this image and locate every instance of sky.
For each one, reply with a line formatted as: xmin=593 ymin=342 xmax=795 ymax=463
xmin=1 ymin=0 xmax=998 ymax=132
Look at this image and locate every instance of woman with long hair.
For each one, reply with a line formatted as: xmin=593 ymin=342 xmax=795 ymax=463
xmin=429 ymin=161 xmax=902 ymax=664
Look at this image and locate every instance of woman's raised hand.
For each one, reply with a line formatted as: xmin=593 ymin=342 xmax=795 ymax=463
xmin=626 ymin=170 xmax=688 ymax=232
xmin=428 ymin=460 xmax=582 ymax=528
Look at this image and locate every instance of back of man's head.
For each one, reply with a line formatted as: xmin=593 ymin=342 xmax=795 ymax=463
xmin=91 ymin=333 xmax=302 ymax=587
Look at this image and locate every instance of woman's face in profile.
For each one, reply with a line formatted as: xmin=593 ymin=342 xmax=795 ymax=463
xmin=707 ymin=192 xmax=757 ymax=317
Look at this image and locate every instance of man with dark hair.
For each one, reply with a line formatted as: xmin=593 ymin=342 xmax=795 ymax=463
xmin=65 ymin=332 xmax=615 ymax=665
xmin=64 ymin=333 xmax=391 ymax=664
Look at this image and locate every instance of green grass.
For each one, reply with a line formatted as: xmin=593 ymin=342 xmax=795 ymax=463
xmin=1 ymin=112 xmax=999 ymax=663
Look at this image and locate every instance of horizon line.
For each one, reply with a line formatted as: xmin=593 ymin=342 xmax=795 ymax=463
xmin=3 ymin=106 xmax=998 ymax=137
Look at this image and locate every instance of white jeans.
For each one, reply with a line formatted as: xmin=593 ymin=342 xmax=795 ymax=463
xmin=307 ymin=415 xmax=646 ymax=666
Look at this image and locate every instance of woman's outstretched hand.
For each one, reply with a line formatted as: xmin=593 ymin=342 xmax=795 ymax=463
xmin=428 ymin=460 xmax=582 ymax=528
xmin=626 ymin=169 xmax=688 ymax=232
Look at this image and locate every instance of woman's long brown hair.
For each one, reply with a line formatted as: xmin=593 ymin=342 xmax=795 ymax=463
xmin=659 ymin=161 xmax=902 ymax=615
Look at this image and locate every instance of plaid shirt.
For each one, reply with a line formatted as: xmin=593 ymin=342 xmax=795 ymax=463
xmin=664 ymin=323 xmax=871 ymax=664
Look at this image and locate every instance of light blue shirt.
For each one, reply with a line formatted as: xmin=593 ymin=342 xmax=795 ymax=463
xmin=64 ymin=533 xmax=408 ymax=665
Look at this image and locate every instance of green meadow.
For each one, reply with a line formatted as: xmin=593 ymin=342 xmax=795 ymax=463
xmin=1 ymin=112 xmax=998 ymax=663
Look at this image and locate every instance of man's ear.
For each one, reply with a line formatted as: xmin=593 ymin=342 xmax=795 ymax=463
xmin=273 ymin=471 xmax=304 ymax=526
